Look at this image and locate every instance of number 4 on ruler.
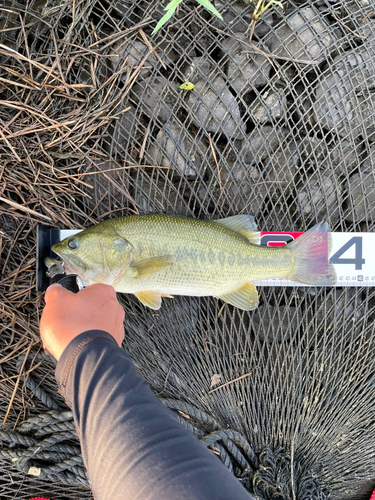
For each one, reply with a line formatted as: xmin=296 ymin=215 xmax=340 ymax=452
xmin=330 ymin=237 xmax=366 ymax=270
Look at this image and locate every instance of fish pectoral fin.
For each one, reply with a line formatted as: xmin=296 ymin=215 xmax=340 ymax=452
xmin=131 ymin=255 xmax=173 ymax=277
xmin=134 ymin=290 xmax=162 ymax=310
xmin=218 ymin=283 xmax=259 ymax=311
xmin=215 ymin=215 xmax=260 ymax=244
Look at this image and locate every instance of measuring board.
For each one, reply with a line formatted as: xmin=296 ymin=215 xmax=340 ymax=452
xmin=36 ymin=226 xmax=375 ymax=291
xmin=255 ymin=232 xmax=371 ymax=287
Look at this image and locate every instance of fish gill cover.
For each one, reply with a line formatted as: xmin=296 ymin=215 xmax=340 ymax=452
xmin=0 ymin=0 xmax=375 ymax=499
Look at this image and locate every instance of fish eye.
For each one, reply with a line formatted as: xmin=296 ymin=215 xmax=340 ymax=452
xmin=68 ymin=238 xmax=78 ymax=250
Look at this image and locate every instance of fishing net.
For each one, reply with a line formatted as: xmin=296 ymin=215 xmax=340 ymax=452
xmin=1 ymin=0 xmax=375 ymax=498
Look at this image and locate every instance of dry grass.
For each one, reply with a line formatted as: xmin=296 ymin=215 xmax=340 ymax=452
xmin=0 ymin=1 xmax=157 ymax=425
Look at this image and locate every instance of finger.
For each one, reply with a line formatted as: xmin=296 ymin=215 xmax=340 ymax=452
xmin=84 ymin=283 xmax=117 ymax=299
xmin=44 ymin=283 xmax=72 ymax=304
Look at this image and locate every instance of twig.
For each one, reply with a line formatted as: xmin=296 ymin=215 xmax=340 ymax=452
xmin=139 ymin=123 xmax=151 ymax=160
xmin=57 ymin=164 xmax=170 ymax=179
xmin=195 ymin=10 xmax=318 ymax=66
xmin=101 ymin=172 xmax=141 ymax=212
xmin=43 ymin=37 xmax=119 ymax=57
xmin=360 ymin=11 xmax=373 ymax=23
xmin=88 ymin=18 xmax=153 ymax=49
xmin=331 ymin=14 xmax=367 ymax=39
xmin=0 ymin=196 xmax=52 ymax=221
xmin=208 ymin=364 xmax=260 ymax=394
xmin=3 ymin=340 xmax=33 ymax=425
xmin=0 ymin=77 xmax=38 ymax=90
xmin=0 ymin=127 xmax=22 ymax=161
xmin=0 ymin=6 xmax=52 ymax=29
xmin=0 ymin=44 xmax=92 ymax=90
xmin=242 ymin=51 xmax=319 ymax=66
xmin=155 ymin=361 xmax=175 ymax=396
xmin=138 ymin=28 xmax=167 ymax=70
xmin=249 ymin=42 xmax=279 ymax=78
xmin=97 ymin=0 xmax=121 ymax=32
xmin=217 ymin=302 xmax=226 ymax=318
xmin=208 ymin=133 xmax=222 ymax=198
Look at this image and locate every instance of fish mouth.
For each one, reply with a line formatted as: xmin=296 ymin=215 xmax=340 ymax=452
xmin=62 ymin=255 xmax=87 ymax=275
xmin=52 ymin=249 xmax=86 ymax=275
xmin=62 ymin=260 xmax=75 ymax=274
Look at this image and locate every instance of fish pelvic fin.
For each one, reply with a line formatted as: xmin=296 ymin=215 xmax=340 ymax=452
xmin=287 ymin=221 xmax=336 ymax=285
xmin=215 ymin=215 xmax=260 ymax=244
xmin=135 ymin=290 xmax=162 ymax=310
xmin=218 ymin=282 xmax=259 ymax=311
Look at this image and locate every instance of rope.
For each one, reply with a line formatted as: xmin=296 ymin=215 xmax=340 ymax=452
xmin=0 ymin=353 xmax=86 ymax=485
xmin=34 ymin=420 xmax=76 ymax=436
xmin=5 ymin=351 xmax=315 ymax=496
xmin=21 ymin=373 xmax=61 ymax=411
xmin=17 ymin=410 xmax=73 ymax=434
xmin=160 ymin=398 xmax=258 ymax=477
xmin=16 ymin=352 xmax=62 ymax=411
xmin=1 ymin=388 xmax=259 ymax=489
xmin=2 ymin=341 xmax=260 ymax=490
xmin=161 ymin=398 xmax=223 ymax=430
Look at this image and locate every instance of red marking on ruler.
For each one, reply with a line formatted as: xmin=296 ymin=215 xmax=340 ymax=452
xmin=260 ymin=232 xmax=303 ymax=247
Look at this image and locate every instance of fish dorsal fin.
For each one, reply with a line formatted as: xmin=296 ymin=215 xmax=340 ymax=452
xmin=218 ymin=283 xmax=259 ymax=311
xmin=215 ymin=215 xmax=260 ymax=244
xmin=131 ymin=256 xmax=173 ymax=277
xmin=135 ymin=290 xmax=162 ymax=310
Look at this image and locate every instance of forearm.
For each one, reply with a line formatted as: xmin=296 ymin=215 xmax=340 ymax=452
xmin=55 ymin=330 xmax=252 ymax=500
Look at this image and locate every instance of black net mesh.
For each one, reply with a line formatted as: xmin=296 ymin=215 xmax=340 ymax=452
xmin=1 ymin=0 xmax=375 ymax=498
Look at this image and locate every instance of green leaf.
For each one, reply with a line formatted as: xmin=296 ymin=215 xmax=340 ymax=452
xmin=152 ymin=7 xmax=178 ymax=34
xmin=164 ymin=0 xmax=184 ymax=12
xmin=180 ymin=81 xmax=195 ymax=90
xmin=196 ymin=0 xmax=223 ymax=19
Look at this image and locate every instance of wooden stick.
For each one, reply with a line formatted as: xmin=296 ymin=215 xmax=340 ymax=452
xmin=208 ymin=364 xmax=260 ymax=394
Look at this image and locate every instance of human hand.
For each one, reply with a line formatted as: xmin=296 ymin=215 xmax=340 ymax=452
xmin=40 ymin=284 xmax=125 ymax=361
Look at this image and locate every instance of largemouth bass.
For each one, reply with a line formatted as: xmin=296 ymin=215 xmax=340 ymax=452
xmin=51 ymin=214 xmax=336 ymax=311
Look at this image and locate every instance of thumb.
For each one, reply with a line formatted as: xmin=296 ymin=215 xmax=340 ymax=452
xmin=44 ymin=283 xmax=72 ymax=304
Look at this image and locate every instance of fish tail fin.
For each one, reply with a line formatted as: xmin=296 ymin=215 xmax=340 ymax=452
xmin=287 ymin=221 xmax=336 ymax=285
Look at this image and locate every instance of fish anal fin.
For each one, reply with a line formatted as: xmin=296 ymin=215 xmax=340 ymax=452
xmin=215 ymin=215 xmax=260 ymax=244
xmin=134 ymin=290 xmax=162 ymax=310
xmin=131 ymin=256 xmax=173 ymax=277
xmin=218 ymin=283 xmax=259 ymax=311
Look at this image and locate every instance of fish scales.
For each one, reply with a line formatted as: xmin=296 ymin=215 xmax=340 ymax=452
xmin=106 ymin=215 xmax=292 ymax=295
xmin=51 ymin=214 xmax=336 ymax=311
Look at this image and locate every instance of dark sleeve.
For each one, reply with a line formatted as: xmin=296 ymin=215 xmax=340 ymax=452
xmin=55 ymin=330 xmax=253 ymax=500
